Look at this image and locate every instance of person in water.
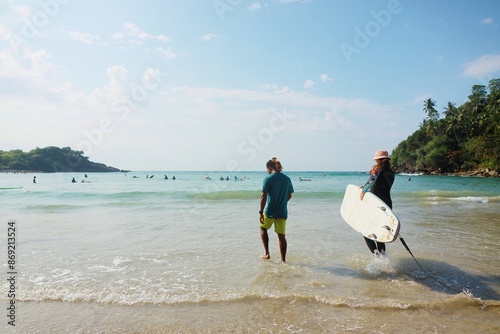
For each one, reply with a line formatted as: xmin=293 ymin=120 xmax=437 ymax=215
xmin=259 ymin=157 xmax=294 ymax=263
xmin=360 ymin=150 xmax=395 ymax=255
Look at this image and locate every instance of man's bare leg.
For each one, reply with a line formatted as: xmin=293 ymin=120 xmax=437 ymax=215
xmin=277 ymin=233 xmax=287 ymax=263
xmin=260 ymin=227 xmax=270 ymax=259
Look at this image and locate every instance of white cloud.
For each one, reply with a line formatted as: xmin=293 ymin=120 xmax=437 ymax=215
xmin=303 ymin=75 xmax=332 ymax=88
xmin=162 ymin=86 xmax=395 ymax=128
xmin=303 ymin=79 xmax=314 ymax=89
xmin=64 ymin=29 xmax=102 ymax=45
xmin=411 ymin=94 xmax=431 ymax=105
xmin=106 ymin=64 xmax=128 ymax=90
xmin=156 ymin=47 xmax=176 ymax=59
xmin=111 ymin=32 xmax=125 ymax=41
xmin=12 ymin=5 xmax=31 ymax=18
xmin=480 ymin=17 xmax=494 ymax=25
xmin=123 ymin=22 xmax=141 ymax=36
xmin=157 ymin=35 xmax=171 ymax=43
xmin=461 ymin=54 xmax=500 ymax=78
xmin=259 ymin=83 xmax=279 ymax=90
xmin=319 ymin=74 xmax=333 ymax=82
xmin=121 ymin=21 xmax=171 ymax=43
xmin=0 ymin=28 xmax=109 ymax=149
xmin=201 ymin=33 xmax=218 ymax=42
xmin=319 ymin=112 xmax=352 ymax=131
xmin=249 ymin=2 xmax=262 ymax=11
xmin=61 ymin=23 xmax=170 ymax=49
xmin=0 ymin=27 xmax=57 ymax=90
xmin=107 ymin=23 xmax=174 ymax=55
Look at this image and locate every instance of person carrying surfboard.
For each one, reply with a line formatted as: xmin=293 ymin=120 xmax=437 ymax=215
xmin=360 ymin=150 xmax=395 ymax=255
xmin=259 ymin=157 xmax=294 ymax=263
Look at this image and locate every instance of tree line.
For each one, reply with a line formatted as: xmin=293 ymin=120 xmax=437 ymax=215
xmin=0 ymin=146 xmax=120 ymax=172
xmin=392 ymin=78 xmax=500 ymax=174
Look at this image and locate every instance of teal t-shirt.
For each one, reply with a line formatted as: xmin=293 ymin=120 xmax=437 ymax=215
xmin=262 ymin=172 xmax=294 ymax=219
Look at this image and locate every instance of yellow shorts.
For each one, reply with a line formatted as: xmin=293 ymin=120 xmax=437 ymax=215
xmin=260 ymin=214 xmax=287 ymax=235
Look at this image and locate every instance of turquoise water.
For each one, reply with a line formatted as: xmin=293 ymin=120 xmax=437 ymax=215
xmin=1 ymin=171 xmax=499 ymax=333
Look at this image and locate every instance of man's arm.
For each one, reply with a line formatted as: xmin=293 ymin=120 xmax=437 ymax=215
xmin=260 ymin=192 xmax=267 ymax=213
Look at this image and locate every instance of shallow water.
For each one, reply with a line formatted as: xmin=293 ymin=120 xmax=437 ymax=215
xmin=1 ymin=171 xmax=499 ymax=333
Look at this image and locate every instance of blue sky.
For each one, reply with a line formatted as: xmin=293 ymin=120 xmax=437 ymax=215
xmin=1 ymin=0 xmax=499 ymax=171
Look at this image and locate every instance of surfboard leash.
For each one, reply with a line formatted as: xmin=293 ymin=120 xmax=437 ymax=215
xmin=397 ymin=234 xmax=463 ymax=294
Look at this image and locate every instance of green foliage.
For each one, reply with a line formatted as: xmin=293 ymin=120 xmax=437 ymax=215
xmin=0 ymin=146 xmax=119 ymax=172
xmin=419 ymin=135 xmax=455 ymax=172
xmin=392 ymin=78 xmax=500 ymax=173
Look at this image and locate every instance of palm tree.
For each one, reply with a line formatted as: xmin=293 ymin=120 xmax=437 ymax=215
xmin=422 ymin=98 xmax=439 ymax=137
xmin=423 ymin=98 xmax=439 ymax=122
xmin=443 ymin=101 xmax=456 ymax=118
xmin=486 ymin=79 xmax=500 ymax=134
xmin=443 ymin=102 xmax=460 ymax=144
xmin=467 ymin=85 xmax=487 ymax=135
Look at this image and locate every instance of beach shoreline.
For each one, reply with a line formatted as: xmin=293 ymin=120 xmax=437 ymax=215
xmin=397 ymin=168 xmax=499 ymax=178
xmin=10 ymin=297 xmax=500 ymax=334
xmin=0 ymin=170 xmax=45 ymax=174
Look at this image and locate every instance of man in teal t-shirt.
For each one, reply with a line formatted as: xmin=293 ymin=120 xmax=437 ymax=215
xmin=259 ymin=158 xmax=294 ymax=263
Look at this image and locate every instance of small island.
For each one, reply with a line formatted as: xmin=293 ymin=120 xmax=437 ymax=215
xmin=0 ymin=146 xmax=122 ymax=173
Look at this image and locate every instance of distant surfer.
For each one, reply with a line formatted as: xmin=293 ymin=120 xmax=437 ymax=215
xmin=360 ymin=150 xmax=395 ymax=255
xmin=33 ymin=176 xmax=36 ymax=183
xmin=259 ymin=157 xmax=294 ymax=263
xmin=72 ymin=177 xmax=76 ymax=183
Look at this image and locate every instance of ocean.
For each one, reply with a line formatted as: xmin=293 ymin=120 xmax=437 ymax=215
xmin=1 ymin=171 xmax=499 ymax=333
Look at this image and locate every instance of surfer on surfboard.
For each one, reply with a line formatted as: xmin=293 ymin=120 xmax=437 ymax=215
xmin=360 ymin=150 xmax=395 ymax=255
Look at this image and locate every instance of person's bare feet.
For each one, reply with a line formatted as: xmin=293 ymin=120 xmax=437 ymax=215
xmin=261 ymin=254 xmax=270 ymax=260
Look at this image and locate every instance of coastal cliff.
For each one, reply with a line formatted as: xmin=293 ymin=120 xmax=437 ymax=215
xmin=391 ymin=78 xmax=500 ymax=177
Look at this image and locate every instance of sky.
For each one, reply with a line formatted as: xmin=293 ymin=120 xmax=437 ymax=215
xmin=1 ymin=0 xmax=499 ymax=171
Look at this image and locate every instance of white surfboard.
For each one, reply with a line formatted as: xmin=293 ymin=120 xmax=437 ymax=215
xmin=340 ymin=184 xmax=400 ymax=243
